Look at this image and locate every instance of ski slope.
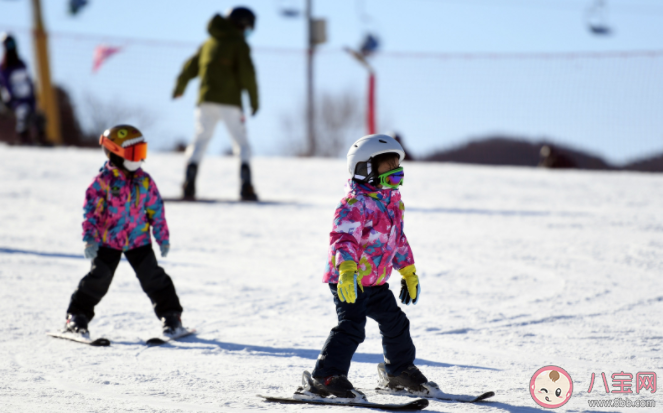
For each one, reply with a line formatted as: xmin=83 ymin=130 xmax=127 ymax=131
xmin=0 ymin=145 xmax=661 ymax=412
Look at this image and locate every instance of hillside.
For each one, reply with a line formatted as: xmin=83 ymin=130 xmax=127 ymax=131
xmin=422 ymin=136 xmax=663 ymax=172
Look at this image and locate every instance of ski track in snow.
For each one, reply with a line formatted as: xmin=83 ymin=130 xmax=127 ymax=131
xmin=0 ymin=146 xmax=661 ymax=412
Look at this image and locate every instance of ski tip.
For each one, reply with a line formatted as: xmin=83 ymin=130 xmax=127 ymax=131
xmin=146 ymin=337 xmax=167 ymax=346
xmin=474 ymin=391 xmax=495 ymax=402
xmin=257 ymin=395 xmax=303 ymax=405
xmin=90 ymin=338 xmax=111 ymax=347
xmin=410 ymin=399 xmax=429 ymax=409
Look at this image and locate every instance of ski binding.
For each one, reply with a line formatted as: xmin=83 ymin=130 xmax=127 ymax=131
xmin=146 ymin=327 xmax=195 ymax=346
xmin=375 ymin=363 xmax=494 ymax=403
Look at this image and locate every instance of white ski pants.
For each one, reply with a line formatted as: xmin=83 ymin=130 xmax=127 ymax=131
xmin=185 ymin=102 xmax=251 ymax=165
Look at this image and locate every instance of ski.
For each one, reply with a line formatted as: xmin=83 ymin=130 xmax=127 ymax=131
xmin=374 ymin=387 xmax=494 ymax=403
xmin=258 ymin=394 xmax=429 ymax=411
xmin=373 ymin=363 xmax=494 ymax=403
xmin=146 ymin=328 xmax=196 ymax=346
xmin=259 ymin=370 xmax=429 ymax=411
xmin=47 ymin=331 xmax=110 ymax=347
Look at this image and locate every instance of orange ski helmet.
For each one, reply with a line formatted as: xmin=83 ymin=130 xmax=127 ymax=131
xmin=99 ymin=125 xmax=147 ymax=162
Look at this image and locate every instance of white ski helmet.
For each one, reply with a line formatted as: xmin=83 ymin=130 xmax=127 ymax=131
xmin=347 ymin=134 xmax=405 ymax=182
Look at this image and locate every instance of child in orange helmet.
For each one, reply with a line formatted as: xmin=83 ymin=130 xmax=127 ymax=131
xmin=63 ymin=125 xmax=184 ymax=338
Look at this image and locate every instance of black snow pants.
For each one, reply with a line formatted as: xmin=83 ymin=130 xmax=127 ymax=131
xmin=67 ymin=244 xmax=183 ymax=321
xmin=312 ymin=282 xmax=416 ymax=378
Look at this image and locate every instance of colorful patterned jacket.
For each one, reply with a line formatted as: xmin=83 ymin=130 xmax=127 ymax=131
xmin=82 ymin=162 xmax=169 ymax=251
xmin=323 ymin=180 xmax=415 ymax=286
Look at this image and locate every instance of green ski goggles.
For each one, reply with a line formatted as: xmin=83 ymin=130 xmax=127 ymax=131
xmin=378 ymin=167 xmax=404 ymax=189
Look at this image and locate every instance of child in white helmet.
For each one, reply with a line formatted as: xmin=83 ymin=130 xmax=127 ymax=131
xmin=304 ymin=134 xmax=426 ymax=399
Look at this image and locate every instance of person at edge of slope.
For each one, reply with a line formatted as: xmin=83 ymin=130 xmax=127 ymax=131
xmin=172 ymin=7 xmax=259 ymax=201
xmin=306 ymin=134 xmax=427 ymax=399
xmin=63 ymin=125 xmax=185 ymax=338
xmin=0 ymin=32 xmax=48 ymax=146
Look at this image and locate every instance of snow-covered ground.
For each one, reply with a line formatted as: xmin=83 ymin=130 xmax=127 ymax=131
xmin=0 ymin=145 xmax=661 ymax=412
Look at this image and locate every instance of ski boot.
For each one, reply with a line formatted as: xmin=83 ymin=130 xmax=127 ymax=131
xmin=160 ymin=312 xmax=184 ymax=336
xmin=64 ymin=313 xmax=89 ymax=335
xmin=182 ymin=163 xmax=198 ymax=200
xmin=239 ymin=163 xmax=258 ymax=201
xmin=378 ymin=363 xmax=428 ymax=393
xmin=297 ymin=371 xmax=366 ymax=400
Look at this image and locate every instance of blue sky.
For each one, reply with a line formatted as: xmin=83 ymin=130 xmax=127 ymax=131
xmin=1 ymin=0 xmax=662 ymax=163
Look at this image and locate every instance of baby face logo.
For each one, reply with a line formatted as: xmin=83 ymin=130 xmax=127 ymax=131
xmin=530 ymin=366 xmax=573 ymax=408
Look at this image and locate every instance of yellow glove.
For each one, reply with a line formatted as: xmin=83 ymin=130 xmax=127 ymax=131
xmin=398 ymin=264 xmax=420 ymax=305
xmin=337 ymin=261 xmax=363 ymax=304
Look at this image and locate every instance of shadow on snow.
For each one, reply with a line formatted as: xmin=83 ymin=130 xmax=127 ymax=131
xmin=161 ymin=336 xmax=500 ymax=371
xmin=0 ymin=247 xmax=199 ymax=267
xmin=0 ymin=247 xmax=84 ymax=260
xmin=470 ymin=401 xmax=618 ymax=413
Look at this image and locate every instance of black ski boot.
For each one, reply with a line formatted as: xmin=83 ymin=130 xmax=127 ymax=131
xmin=240 ymin=162 xmax=258 ymax=201
xmin=379 ymin=363 xmax=428 ymax=392
xmin=302 ymin=371 xmax=364 ymax=399
xmin=182 ymin=163 xmax=198 ymax=200
xmin=64 ymin=313 xmax=89 ymax=334
xmin=161 ymin=312 xmax=183 ymax=336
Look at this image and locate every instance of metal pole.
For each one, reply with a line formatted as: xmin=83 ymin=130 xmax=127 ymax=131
xmin=31 ymin=0 xmax=62 ymax=144
xmin=305 ymin=0 xmax=315 ymax=156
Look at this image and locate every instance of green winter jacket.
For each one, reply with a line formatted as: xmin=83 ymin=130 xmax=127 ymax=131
xmin=173 ymin=14 xmax=258 ymax=113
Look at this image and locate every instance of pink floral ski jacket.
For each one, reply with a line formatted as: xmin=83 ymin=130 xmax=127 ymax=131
xmin=82 ymin=162 xmax=169 ymax=251
xmin=323 ymin=180 xmax=415 ymax=286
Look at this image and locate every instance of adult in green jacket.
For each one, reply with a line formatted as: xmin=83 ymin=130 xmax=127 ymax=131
xmin=173 ymin=7 xmax=259 ymax=201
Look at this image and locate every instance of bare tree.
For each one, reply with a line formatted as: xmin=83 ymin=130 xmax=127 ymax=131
xmin=81 ymin=93 xmax=156 ymax=136
xmin=281 ymin=89 xmax=364 ymax=157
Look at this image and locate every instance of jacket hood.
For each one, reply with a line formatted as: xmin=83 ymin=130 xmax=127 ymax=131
xmin=207 ymin=14 xmax=242 ymax=40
